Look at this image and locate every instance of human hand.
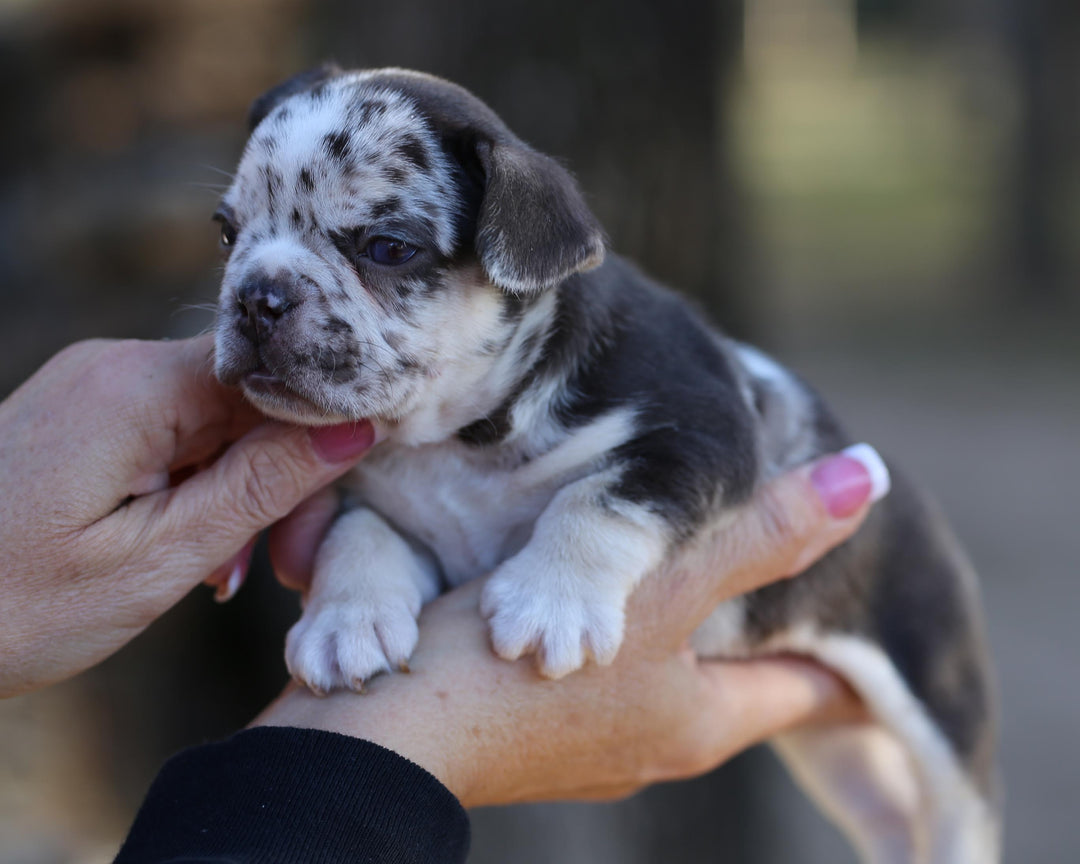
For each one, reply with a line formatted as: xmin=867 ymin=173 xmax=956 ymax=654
xmin=255 ymin=450 xmax=881 ymax=807
xmin=0 ymin=336 xmax=374 ymax=698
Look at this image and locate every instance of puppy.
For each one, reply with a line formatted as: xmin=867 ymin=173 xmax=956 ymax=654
xmin=212 ymin=66 xmax=998 ymax=863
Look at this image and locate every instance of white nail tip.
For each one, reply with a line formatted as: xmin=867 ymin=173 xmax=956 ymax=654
xmin=215 ymin=564 xmax=244 ymax=603
xmin=842 ymin=443 xmax=892 ymax=503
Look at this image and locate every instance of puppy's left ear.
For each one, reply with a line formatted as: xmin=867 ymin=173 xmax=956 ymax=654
xmin=361 ymin=69 xmax=605 ymax=293
xmin=248 ymin=63 xmax=342 ymax=132
xmin=474 ymin=140 xmax=606 ymax=294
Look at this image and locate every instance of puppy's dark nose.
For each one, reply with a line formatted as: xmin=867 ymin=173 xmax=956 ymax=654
xmin=235 ymin=278 xmax=302 ymax=342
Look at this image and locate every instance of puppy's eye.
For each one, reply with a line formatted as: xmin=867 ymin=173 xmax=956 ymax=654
xmin=213 ymin=209 xmax=238 ymax=250
xmin=366 ymin=237 xmax=417 ymax=266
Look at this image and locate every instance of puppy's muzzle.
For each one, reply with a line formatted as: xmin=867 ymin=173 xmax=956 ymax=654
xmin=235 ymin=276 xmax=304 ymax=343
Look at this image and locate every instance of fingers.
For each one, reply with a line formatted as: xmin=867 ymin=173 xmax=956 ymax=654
xmin=732 ymin=445 xmax=889 ymax=590
xmin=268 ymin=487 xmax=341 ymax=593
xmin=682 ymin=656 xmax=867 ymax=775
xmin=706 ymin=655 xmax=866 ymax=733
xmin=643 ymin=445 xmax=890 ymax=637
xmin=137 ymin=335 xmax=263 ymax=470
xmin=122 ymin=420 xmax=375 ymax=588
xmin=785 ymin=443 xmax=890 ymax=574
xmin=96 ymin=336 xmax=254 ymax=450
xmin=203 ymin=536 xmax=257 ymax=601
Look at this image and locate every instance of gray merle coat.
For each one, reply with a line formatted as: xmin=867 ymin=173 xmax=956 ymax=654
xmin=212 ymin=66 xmax=998 ymax=863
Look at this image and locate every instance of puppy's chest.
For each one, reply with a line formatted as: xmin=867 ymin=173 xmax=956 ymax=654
xmin=346 ymin=442 xmax=571 ymax=585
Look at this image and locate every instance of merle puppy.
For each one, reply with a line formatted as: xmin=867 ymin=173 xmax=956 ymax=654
xmin=212 ymin=66 xmax=998 ymax=863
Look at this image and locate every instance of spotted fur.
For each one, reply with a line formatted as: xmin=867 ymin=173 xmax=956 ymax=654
xmin=213 ymin=67 xmax=998 ymax=862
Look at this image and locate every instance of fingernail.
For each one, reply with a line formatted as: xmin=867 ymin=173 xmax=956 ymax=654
xmin=214 ymin=538 xmax=255 ymax=602
xmin=309 ymin=421 xmax=376 ymax=462
xmin=215 ymin=562 xmax=245 ymax=603
xmin=810 ymin=443 xmax=891 ymax=519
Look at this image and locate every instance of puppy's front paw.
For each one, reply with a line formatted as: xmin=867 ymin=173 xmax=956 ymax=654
xmin=285 ymin=596 xmax=419 ymax=694
xmin=480 ymin=562 xmax=626 ymax=679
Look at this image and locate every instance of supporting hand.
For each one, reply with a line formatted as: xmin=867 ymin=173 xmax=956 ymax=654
xmin=0 ymin=336 xmax=374 ymax=697
xmin=257 ymin=450 xmax=880 ymax=806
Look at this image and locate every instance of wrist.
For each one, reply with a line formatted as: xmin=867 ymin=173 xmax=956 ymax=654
xmin=251 ymin=678 xmax=481 ymax=804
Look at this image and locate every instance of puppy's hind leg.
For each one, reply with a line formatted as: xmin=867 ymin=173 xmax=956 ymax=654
xmin=773 ymin=724 xmax=926 ymax=864
xmin=779 ymin=633 xmax=1000 ymax=864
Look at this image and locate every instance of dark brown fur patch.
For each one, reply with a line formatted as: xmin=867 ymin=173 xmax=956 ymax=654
xmin=324 ymin=131 xmax=350 ymax=161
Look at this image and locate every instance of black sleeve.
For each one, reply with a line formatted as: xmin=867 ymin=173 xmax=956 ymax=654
xmin=114 ymin=726 xmax=471 ymax=864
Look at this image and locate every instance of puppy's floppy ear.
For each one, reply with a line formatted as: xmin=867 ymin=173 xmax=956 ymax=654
xmin=360 ymin=69 xmax=605 ymax=292
xmin=247 ymin=63 xmax=342 ymax=132
xmin=473 ymin=139 xmax=606 ymax=294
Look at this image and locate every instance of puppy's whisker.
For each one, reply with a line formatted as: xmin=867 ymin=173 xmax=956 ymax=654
xmin=352 ymin=339 xmax=397 ymax=362
xmin=185 ymin=321 xmax=217 ymax=339
xmin=175 ymin=303 xmax=221 ymax=314
xmin=198 ymin=163 xmax=237 ymax=181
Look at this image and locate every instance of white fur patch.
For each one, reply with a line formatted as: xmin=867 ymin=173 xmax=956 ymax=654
xmin=351 ymin=407 xmax=640 ymax=586
xmin=516 ymin=408 xmax=637 ymax=488
xmin=732 ymin=342 xmax=820 ymax=475
xmin=774 ymin=725 xmax=924 ymax=864
xmin=479 ymin=469 xmax=670 ymax=678
xmin=285 ymin=507 xmax=440 ymax=692
xmin=735 ymin=342 xmax=791 ymax=386
xmin=381 ymin=269 xmax=524 ymax=444
xmin=722 ymin=625 xmax=1000 ymax=863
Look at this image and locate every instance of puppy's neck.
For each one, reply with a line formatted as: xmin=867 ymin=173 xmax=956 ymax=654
xmin=374 ymin=285 xmax=558 ymax=448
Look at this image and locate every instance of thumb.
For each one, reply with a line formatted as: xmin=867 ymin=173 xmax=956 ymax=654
xmin=641 ymin=444 xmax=892 ymax=639
xmin=721 ymin=443 xmax=892 ymax=602
xmin=156 ymin=420 xmax=375 ymax=571
xmin=692 ymin=656 xmax=867 ymax=763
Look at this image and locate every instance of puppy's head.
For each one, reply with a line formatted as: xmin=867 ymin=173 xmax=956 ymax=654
xmin=213 ymin=66 xmax=604 ymax=433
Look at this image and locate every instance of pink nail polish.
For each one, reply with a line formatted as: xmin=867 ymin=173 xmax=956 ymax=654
xmin=810 ymin=444 xmax=891 ymax=519
xmin=309 ymin=421 xmax=376 ymax=462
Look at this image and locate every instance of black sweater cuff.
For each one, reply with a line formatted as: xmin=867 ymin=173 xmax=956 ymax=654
xmin=114 ymin=726 xmax=470 ymax=863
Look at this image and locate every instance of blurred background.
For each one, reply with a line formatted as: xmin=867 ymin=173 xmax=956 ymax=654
xmin=0 ymin=0 xmax=1077 ymax=860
